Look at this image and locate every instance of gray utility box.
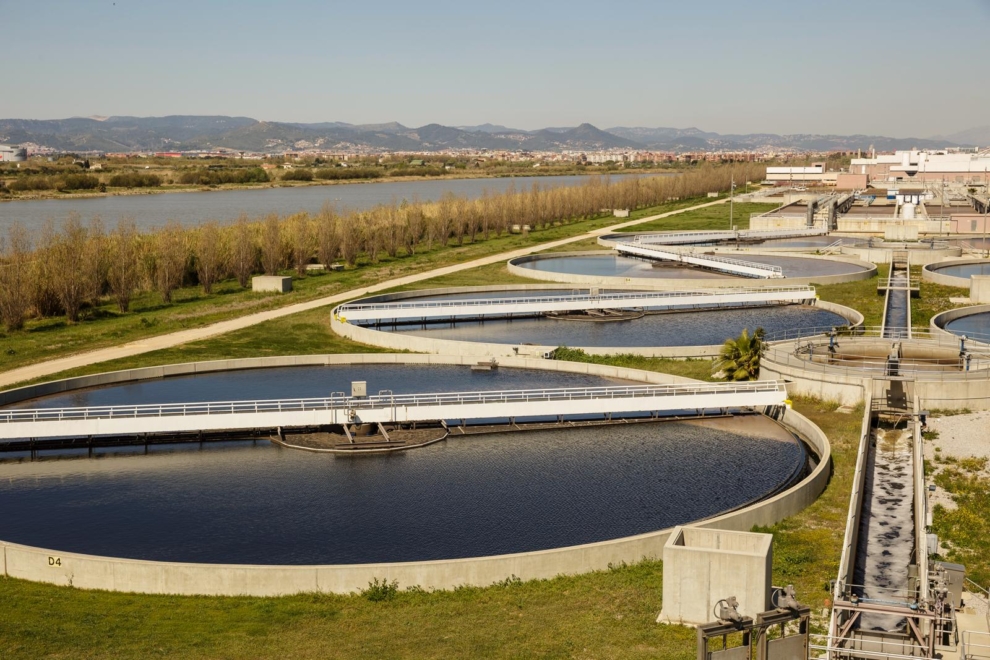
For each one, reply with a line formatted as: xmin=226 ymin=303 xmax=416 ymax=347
xmin=936 ymin=561 xmax=966 ymax=609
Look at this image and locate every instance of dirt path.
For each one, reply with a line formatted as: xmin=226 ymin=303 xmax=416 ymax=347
xmin=0 ymin=198 xmax=728 ymax=389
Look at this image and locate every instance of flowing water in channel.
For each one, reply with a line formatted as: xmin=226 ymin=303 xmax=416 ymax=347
xmin=854 ymin=426 xmax=915 ymax=632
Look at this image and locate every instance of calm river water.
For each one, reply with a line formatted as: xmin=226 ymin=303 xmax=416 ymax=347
xmin=0 ymin=173 xmax=653 ymax=234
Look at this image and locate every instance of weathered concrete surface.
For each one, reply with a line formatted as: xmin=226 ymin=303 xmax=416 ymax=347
xmin=0 ymin=198 xmax=733 ymax=391
xmin=251 ymin=275 xmax=292 ymax=293
xmin=658 ymin=527 xmax=772 ymax=625
xmin=973 ymin=275 xmax=990 ymax=304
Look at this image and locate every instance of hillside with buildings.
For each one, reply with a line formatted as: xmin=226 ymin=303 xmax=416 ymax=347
xmin=0 ymin=115 xmax=981 ymax=156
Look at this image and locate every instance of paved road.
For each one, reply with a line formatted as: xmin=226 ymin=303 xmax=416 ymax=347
xmin=0 ymin=198 xmax=729 ymax=390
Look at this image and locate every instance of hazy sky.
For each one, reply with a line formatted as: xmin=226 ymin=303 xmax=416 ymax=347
xmin=5 ymin=0 xmax=989 ymax=137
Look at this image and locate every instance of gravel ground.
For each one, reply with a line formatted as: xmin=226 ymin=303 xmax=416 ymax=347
xmin=924 ymin=411 xmax=990 ymax=513
xmin=927 ymin=411 xmax=990 ymax=461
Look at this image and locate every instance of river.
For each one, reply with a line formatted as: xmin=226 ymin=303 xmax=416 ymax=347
xmin=0 ymin=173 xmax=657 ymax=234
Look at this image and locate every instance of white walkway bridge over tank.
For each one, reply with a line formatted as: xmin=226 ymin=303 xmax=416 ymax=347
xmin=615 ymin=241 xmax=785 ymax=279
xmin=0 ymin=381 xmax=788 ymax=441
xmin=335 ymin=286 xmax=815 ymax=322
xmin=606 ymin=228 xmax=828 ymax=246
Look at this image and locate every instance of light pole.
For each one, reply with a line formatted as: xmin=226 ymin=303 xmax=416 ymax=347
xmin=729 ymin=175 xmax=736 ymax=231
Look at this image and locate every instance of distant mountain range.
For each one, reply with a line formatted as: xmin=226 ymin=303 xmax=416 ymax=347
xmin=0 ymin=115 xmax=981 ymax=154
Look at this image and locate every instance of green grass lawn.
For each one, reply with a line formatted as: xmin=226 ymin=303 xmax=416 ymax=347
xmin=909 ymin=266 xmax=971 ymax=329
xmin=814 ymin=264 xmax=888 ymax=328
xmin=612 ymin=202 xmax=777 ymax=233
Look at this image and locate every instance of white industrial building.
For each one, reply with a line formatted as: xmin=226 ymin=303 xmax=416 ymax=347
xmin=849 ymin=149 xmax=990 ymax=186
xmin=0 ymin=144 xmax=27 ymax=162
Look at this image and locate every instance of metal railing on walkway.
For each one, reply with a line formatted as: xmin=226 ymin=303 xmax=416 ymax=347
xmin=617 ymin=242 xmax=784 ymax=278
xmin=0 ymin=381 xmax=787 ymax=425
xmin=762 ymin=326 xmax=990 ymax=379
xmin=336 ymin=286 xmax=815 ymax=315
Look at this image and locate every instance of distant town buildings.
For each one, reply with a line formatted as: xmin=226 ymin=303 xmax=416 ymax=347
xmin=763 ymin=149 xmax=990 ymax=191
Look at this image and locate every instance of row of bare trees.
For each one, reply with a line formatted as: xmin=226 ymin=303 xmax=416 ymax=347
xmin=0 ymin=164 xmax=763 ymax=331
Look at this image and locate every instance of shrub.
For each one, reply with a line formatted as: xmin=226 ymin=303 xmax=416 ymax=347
xmin=313 ymin=167 xmax=383 ymax=181
xmin=281 ymin=168 xmax=313 ymax=182
xmin=7 ymin=175 xmax=53 ymax=192
xmin=362 ymin=578 xmax=398 ymax=602
xmin=109 ymin=172 xmax=162 ymax=188
xmin=178 ymin=168 xmax=269 ymax=185
xmin=54 ymin=173 xmax=100 ymax=191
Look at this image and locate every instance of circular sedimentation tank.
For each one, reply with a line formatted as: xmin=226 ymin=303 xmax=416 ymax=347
xmin=924 ymin=259 xmax=990 ymax=288
xmin=507 ymin=251 xmax=876 ymax=288
xmin=945 ymin=311 xmax=990 ymax=338
xmin=0 ymin=363 xmax=807 ymax=565
xmin=367 ymin=289 xmax=852 ymax=350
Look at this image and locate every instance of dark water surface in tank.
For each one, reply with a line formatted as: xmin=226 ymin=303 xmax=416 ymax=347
xmin=3 ymin=364 xmax=617 ymax=410
xmin=930 ymin=262 xmax=990 ymax=279
xmin=945 ymin=312 xmax=990 ymax=342
xmin=0 ymin=415 xmax=804 ymax=564
xmin=390 ymin=305 xmax=848 ymax=347
xmin=516 ymin=254 xmax=868 ymax=279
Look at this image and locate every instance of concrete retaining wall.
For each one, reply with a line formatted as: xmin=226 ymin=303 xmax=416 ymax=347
xmin=0 ymin=354 xmax=832 ymax=597
xmin=507 ymin=251 xmax=877 ymax=289
xmin=840 ymin=245 xmax=962 ymax=266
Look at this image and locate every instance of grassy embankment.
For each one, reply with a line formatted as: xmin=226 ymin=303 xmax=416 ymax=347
xmin=0 ymin=196 xmax=713 ymax=380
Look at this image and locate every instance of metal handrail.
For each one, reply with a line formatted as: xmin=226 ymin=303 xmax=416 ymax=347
xmin=0 ymin=381 xmax=786 ymax=424
xmin=962 ymin=630 xmax=990 ymax=660
xmin=615 ymin=228 xmax=828 ymax=244
xmin=621 ymin=242 xmax=784 ymax=276
xmin=337 ymin=286 xmax=816 ymax=313
xmin=763 ymin=325 xmax=990 ymax=346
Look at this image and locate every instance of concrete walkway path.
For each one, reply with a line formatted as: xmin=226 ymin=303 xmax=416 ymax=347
xmin=0 ymin=198 xmax=729 ymax=390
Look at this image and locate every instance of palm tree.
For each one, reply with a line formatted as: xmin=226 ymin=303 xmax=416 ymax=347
xmin=713 ymin=327 xmax=766 ymax=381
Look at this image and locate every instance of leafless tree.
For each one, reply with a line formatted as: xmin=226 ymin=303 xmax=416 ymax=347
xmin=84 ymin=216 xmax=108 ymax=306
xmin=338 ymin=216 xmax=363 ymax=266
xmin=42 ymin=215 xmax=90 ymax=322
xmin=106 ymin=218 xmax=141 ymax=312
xmin=402 ymin=204 xmax=425 ymax=255
xmin=287 ymin=212 xmax=313 ymax=277
xmin=230 ymin=215 xmax=257 ymax=288
xmin=0 ymin=223 xmax=32 ymax=330
xmin=195 ymin=221 xmax=228 ymax=294
xmin=315 ymin=205 xmax=341 ymax=269
xmin=147 ymin=222 xmax=188 ymax=303
xmin=260 ymin=213 xmax=285 ymax=275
